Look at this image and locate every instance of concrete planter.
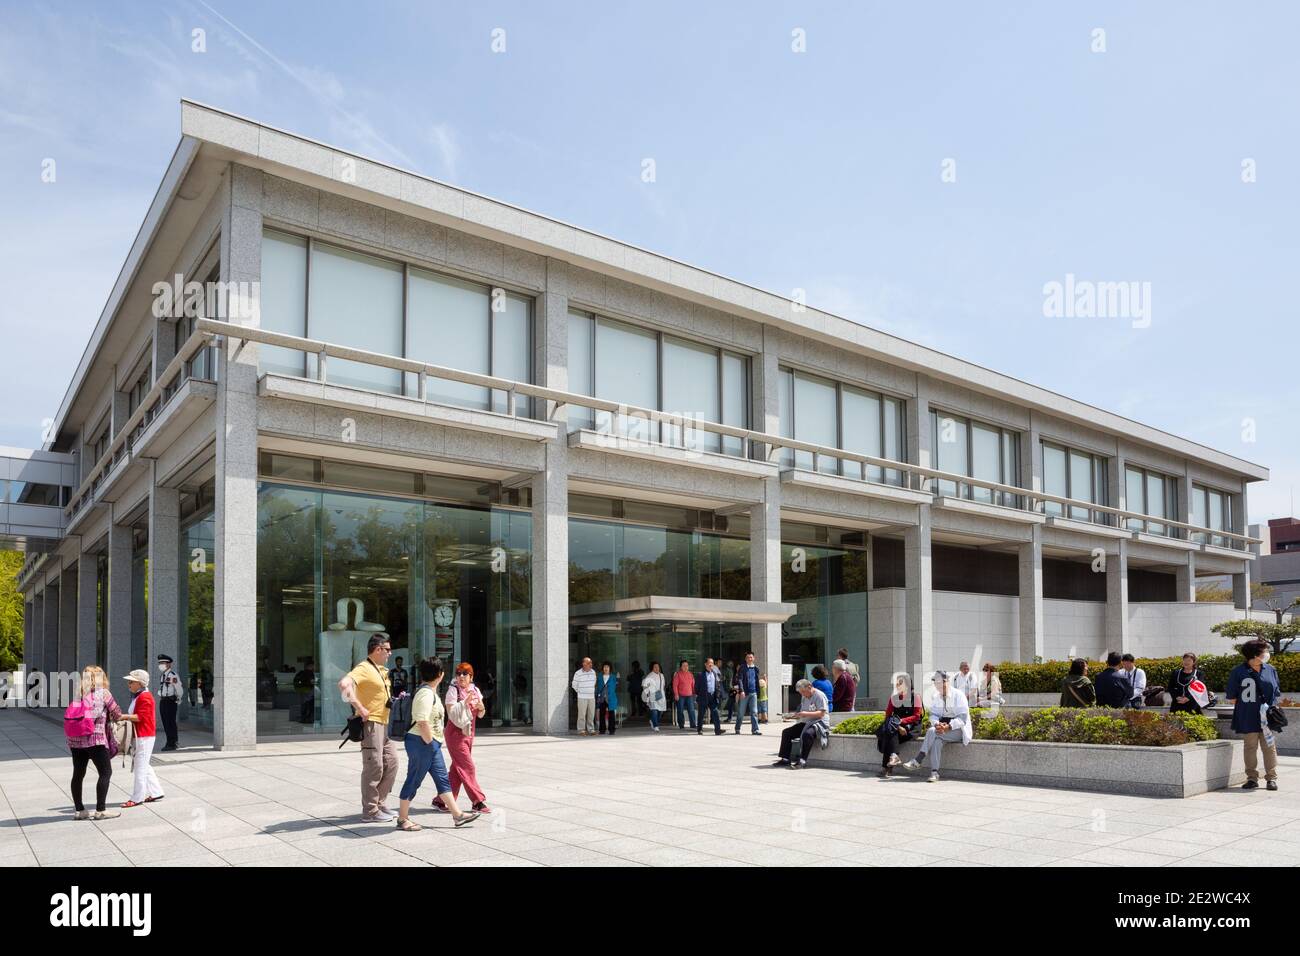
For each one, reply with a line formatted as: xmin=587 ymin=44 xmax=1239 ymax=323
xmin=1212 ymin=719 xmax=1300 ymax=756
xmin=817 ymin=734 xmax=1244 ymax=798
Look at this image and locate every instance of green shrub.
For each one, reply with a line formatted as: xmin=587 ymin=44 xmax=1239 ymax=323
xmin=832 ymin=708 xmax=989 ymax=736
xmin=972 ymin=706 xmax=1219 ymax=746
xmin=995 ymin=654 xmax=1300 ymax=694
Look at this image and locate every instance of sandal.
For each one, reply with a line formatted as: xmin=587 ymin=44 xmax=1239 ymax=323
xmin=395 ymin=818 xmax=423 ymax=832
xmin=121 ymin=801 xmax=144 ymax=809
xmin=144 ymin=795 xmax=164 ymax=803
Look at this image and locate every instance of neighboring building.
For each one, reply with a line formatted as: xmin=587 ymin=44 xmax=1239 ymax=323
xmin=1251 ymin=518 xmax=1300 ymax=615
xmin=12 ymin=103 xmax=1271 ymax=748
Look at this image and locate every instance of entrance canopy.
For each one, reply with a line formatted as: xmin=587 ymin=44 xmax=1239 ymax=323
xmin=569 ymin=595 xmax=797 ymax=628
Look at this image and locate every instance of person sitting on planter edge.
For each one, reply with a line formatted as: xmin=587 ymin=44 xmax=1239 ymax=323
xmin=877 ymin=674 xmax=924 ymax=778
xmin=1060 ymin=658 xmax=1096 ymax=708
xmin=902 ymin=671 xmax=972 ymax=783
xmin=1226 ymin=639 xmax=1282 ymax=792
xmin=1167 ymin=653 xmax=1210 ymax=715
xmin=774 ymin=679 xmax=829 ymax=769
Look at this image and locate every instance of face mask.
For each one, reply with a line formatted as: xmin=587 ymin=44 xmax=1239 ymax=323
xmin=158 ymin=664 xmax=166 ymax=672
xmin=1262 ymin=652 xmax=1271 ymax=664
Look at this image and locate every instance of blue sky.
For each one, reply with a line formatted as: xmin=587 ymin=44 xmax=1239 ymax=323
xmin=1 ymin=1 xmax=1296 ymax=521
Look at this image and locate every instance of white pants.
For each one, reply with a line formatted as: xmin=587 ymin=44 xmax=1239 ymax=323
xmin=131 ymin=736 xmax=165 ymax=802
xmin=575 ymin=698 xmax=596 ymax=734
xmin=920 ymin=725 xmax=966 ymax=771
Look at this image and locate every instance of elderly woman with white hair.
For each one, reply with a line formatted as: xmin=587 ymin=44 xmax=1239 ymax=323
xmin=902 ymin=670 xmax=973 ymax=782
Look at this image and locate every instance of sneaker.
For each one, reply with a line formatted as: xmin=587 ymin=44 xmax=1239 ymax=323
xmin=752 ymin=731 xmax=762 ymax=736
xmin=471 ymin=802 xmax=492 ymax=814
xmin=454 ymin=811 xmax=481 ymax=828
xmin=902 ymin=759 xmax=921 ymax=771
xmin=1267 ymin=780 xmax=1279 ymax=791
xmin=793 ymin=759 xmax=807 ymax=769
xmin=928 ymin=771 xmax=941 ymax=783
xmin=91 ymin=810 xmax=120 ymax=821
xmin=429 ymin=801 xmax=451 ymax=813
xmin=1242 ymin=779 xmax=1260 ymax=790
xmin=73 ymin=810 xmax=90 ymax=820
xmin=652 ymin=726 xmax=660 ymax=733
xmin=715 ymin=729 xmax=726 ymax=736
xmin=887 ymin=753 xmax=901 ymax=768
xmin=773 ymin=758 xmax=790 ymax=767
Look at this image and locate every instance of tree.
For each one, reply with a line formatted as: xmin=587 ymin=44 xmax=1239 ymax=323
xmin=1195 ymin=583 xmax=1233 ymax=602
xmin=0 ymin=551 xmax=24 ymax=671
xmin=1211 ymin=618 xmax=1300 ymax=656
xmin=1252 ymin=582 xmax=1300 ymax=624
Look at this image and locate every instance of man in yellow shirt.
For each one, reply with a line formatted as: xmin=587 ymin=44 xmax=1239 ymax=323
xmin=338 ymin=634 xmax=397 ymax=822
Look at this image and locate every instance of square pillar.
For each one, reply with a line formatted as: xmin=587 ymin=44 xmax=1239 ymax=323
xmin=107 ymin=520 xmax=134 ymax=702
xmin=750 ymin=476 xmax=783 ymax=714
xmin=147 ymin=484 xmax=181 ymax=679
xmin=22 ymin=596 xmax=34 ymax=679
xmin=76 ymin=553 xmax=98 ymax=670
xmin=1018 ymin=524 xmax=1044 ymax=662
xmin=41 ymin=584 xmax=59 ymax=702
xmin=904 ymin=504 xmax=934 ymax=682
xmin=58 ymin=565 xmax=78 ymax=673
xmin=530 ymin=268 xmax=571 ymax=736
xmin=1232 ymin=565 xmax=1251 ymax=614
xmin=1105 ymin=538 xmax=1130 ymax=654
xmin=1175 ymin=551 xmax=1196 ymax=603
xmin=906 ymin=375 xmax=933 ymax=475
xmin=212 ymin=174 xmax=262 ymax=751
xmin=31 ymin=589 xmax=46 ymax=678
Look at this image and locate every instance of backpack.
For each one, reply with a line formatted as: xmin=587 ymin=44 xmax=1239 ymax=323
xmin=64 ymin=694 xmax=97 ymax=740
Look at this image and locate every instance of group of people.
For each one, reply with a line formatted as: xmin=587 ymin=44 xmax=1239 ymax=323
xmin=569 ymin=648 xmax=866 ymax=737
xmin=337 ymin=634 xmax=491 ymax=829
xmin=1059 ymin=652 xmax=1158 ymax=709
xmin=64 ymin=658 xmax=178 ymax=819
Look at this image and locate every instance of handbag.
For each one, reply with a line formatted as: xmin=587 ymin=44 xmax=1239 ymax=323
xmin=389 ymin=693 xmax=412 ymax=738
xmin=338 ymin=715 xmax=365 ymax=749
xmin=1267 ymin=704 xmax=1289 ymax=734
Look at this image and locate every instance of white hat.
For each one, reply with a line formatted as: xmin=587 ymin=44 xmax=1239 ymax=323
xmin=123 ymin=668 xmax=151 ymax=688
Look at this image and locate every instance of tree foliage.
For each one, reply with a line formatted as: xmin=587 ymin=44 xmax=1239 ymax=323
xmin=0 ymin=551 xmax=24 ymax=671
xmin=1211 ymin=618 xmax=1300 ymax=655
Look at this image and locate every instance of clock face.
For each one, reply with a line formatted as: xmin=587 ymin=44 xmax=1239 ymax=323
xmin=434 ymin=605 xmax=454 ymax=628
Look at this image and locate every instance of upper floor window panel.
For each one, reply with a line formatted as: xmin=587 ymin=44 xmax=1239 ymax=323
xmin=1125 ymin=464 xmax=1178 ymax=536
xmin=567 ymin=310 xmax=749 ymax=456
xmin=1042 ymin=442 xmax=1109 ymax=522
xmin=259 ymin=229 xmax=531 ymax=412
xmin=930 ymin=410 xmax=1019 ymax=506
xmin=778 ymin=367 xmax=906 ymax=485
xmin=1190 ymin=483 xmax=1234 ymax=548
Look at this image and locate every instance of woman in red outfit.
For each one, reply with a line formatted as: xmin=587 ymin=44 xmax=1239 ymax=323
xmin=439 ymin=662 xmax=491 ymax=814
xmin=120 ymin=668 xmax=165 ymax=807
xmin=876 ymin=675 xmax=924 ymax=778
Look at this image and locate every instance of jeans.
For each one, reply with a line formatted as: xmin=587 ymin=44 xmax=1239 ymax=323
xmin=400 ymin=733 xmax=451 ymax=801
xmin=70 ymin=745 xmax=112 ymax=812
xmin=648 ymin=708 xmax=662 ymax=729
xmin=734 ymin=692 xmax=759 ymax=733
xmin=675 ymin=696 xmax=697 ymax=729
xmin=697 ymin=695 xmax=721 ymax=734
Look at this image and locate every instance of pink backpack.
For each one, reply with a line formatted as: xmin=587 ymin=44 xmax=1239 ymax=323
xmin=64 ymin=692 xmax=97 ymax=740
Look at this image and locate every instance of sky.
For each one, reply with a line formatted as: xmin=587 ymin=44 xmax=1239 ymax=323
xmin=1 ymin=1 xmax=1296 ymax=523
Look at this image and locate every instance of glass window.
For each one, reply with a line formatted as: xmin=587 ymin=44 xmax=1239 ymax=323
xmin=1043 ymin=444 xmax=1067 ymax=516
xmin=1190 ymin=486 xmax=1206 ymax=544
xmin=1069 ymin=450 xmax=1094 ymax=521
xmin=594 ymin=318 xmax=658 ymax=442
xmin=778 ymin=368 xmax=794 ymax=467
xmin=933 ymin=412 xmax=968 ymax=497
xmin=971 ymin=423 xmax=1001 ymax=504
xmin=1146 ymin=472 xmax=1167 ymax=535
xmin=260 ymin=230 xmax=308 ymax=378
xmin=793 ymin=372 xmax=838 ymax=473
xmin=491 ymin=293 xmax=530 ymax=415
xmin=307 ymin=242 xmax=403 ymax=393
xmin=1125 ymin=468 xmax=1145 ymax=531
xmin=883 ymin=397 xmax=903 ymax=486
xmin=407 ymin=268 xmax=490 ymax=409
xmin=842 ymin=386 xmax=882 ymax=483
xmin=567 ymin=311 xmax=594 ymax=430
xmin=720 ymin=351 xmax=747 ymax=457
xmin=1208 ymin=489 xmax=1225 ymax=546
xmin=662 ymin=336 xmax=720 ymax=452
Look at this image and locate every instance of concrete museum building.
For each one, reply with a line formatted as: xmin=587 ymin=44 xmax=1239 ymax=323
xmin=10 ymin=103 xmax=1268 ymax=748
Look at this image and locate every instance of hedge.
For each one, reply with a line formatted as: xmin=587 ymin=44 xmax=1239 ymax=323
xmin=976 ymin=707 xmax=1218 ymax=746
xmin=995 ymin=654 xmax=1300 ymax=694
xmin=833 ymin=708 xmax=990 ymax=736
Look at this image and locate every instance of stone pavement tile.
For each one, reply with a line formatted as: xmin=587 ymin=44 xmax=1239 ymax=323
xmin=1042 ymin=859 xmax=1113 ymax=867
xmin=237 ymin=856 xmax=331 ymax=867
xmin=620 ymin=845 xmax=734 ymax=867
xmin=0 ymin=849 xmax=38 ymax=866
xmin=1039 ymin=827 xmax=1127 ymax=848
xmin=841 ymin=846 xmax=943 ymax=867
xmin=1072 ymin=846 xmax=1181 ymax=867
xmin=135 ymin=850 xmax=229 ymax=867
xmin=579 ymin=835 xmax=665 ymax=858
xmin=1107 ymin=835 xmax=1217 ymax=859
xmin=507 ymin=844 xmax=627 ymax=866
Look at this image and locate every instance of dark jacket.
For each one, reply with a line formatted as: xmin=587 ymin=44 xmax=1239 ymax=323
xmin=1060 ymin=674 xmax=1096 ymax=708
xmin=1093 ymin=668 xmax=1130 ymax=708
xmin=733 ymin=664 xmax=761 ymax=696
xmin=1167 ymin=667 xmax=1207 ymax=714
xmin=695 ymin=670 xmax=720 ymax=702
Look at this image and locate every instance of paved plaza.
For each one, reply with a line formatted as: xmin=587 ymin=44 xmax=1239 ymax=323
xmin=3 ymin=709 xmax=1300 ymax=868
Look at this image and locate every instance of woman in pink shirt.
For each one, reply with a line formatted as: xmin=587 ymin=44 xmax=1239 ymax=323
xmin=671 ymin=659 xmax=697 ymax=730
xmin=438 ymin=662 xmax=491 ymax=814
xmin=67 ymin=666 xmax=122 ymax=820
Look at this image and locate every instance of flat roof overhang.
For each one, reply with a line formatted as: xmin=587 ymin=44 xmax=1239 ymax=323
xmin=569 ymin=595 xmax=798 ymax=626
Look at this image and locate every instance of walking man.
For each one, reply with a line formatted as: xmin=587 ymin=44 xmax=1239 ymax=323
xmin=338 ymin=634 xmax=399 ymax=822
xmin=733 ymin=652 xmax=762 ymax=735
xmin=696 ymin=657 xmax=725 ymax=735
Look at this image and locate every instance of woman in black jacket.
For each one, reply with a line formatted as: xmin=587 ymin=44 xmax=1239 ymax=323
xmin=1167 ymin=653 xmax=1209 ymax=714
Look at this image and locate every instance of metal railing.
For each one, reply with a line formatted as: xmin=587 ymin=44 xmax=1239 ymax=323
xmin=62 ymin=317 xmax=1260 ymax=552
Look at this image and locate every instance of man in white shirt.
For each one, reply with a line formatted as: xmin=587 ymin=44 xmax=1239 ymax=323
xmin=952 ymin=661 xmax=978 ymax=704
xmin=1120 ymin=654 xmax=1147 ymax=708
xmin=571 ymin=658 xmax=598 ymax=735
